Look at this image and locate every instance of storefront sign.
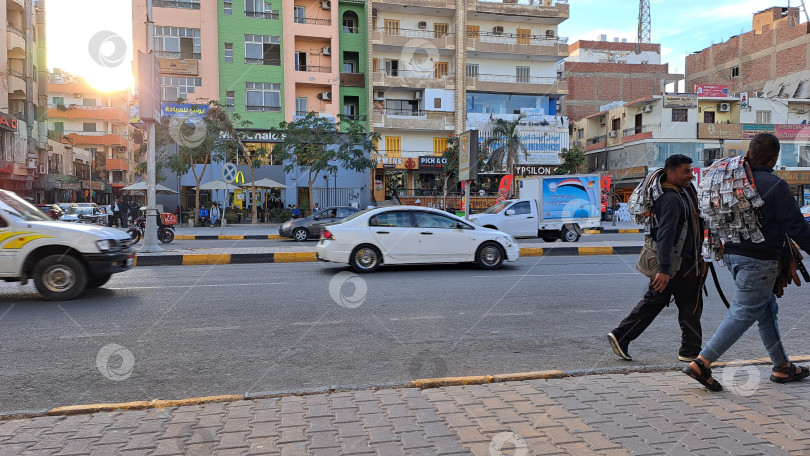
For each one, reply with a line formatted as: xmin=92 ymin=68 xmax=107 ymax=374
xmin=775 ymin=124 xmax=810 ymax=141
xmin=376 ymin=156 xmax=403 ymax=168
xmin=513 ymin=165 xmax=559 ymax=175
xmin=458 ymin=129 xmax=479 ymax=181
xmin=663 ymin=93 xmax=698 ymax=109
xmin=418 ymin=156 xmax=447 ymax=170
xmin=742 ymin=124 xmax=775 ymax=139
xmin=218 ymin=129 xmax=285 ymax=143
xmin=695 ymin=85 xmax=729 ymax=97
xmin=158 ymin=58 xmax=199 ymax=76
xmin=81 ymin=180 xmax=91 ymax=189
xmin=697 ymin=123 xmax=743 ymax=140
xmin=91 ymin=181 xmax=104 ymax=191
xmin=161 ymin=102 xmax=209 ymax=117
xmin=0 ymin=112 xmax=18 ymax=131
xmin=775 ymin=170 xmax=810 ymax=185
xmin=612 ymin=166 xmax=648 ymax=180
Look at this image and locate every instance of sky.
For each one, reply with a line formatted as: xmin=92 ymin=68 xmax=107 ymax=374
xmin=46 ymin=0 xmax=778 ymax=93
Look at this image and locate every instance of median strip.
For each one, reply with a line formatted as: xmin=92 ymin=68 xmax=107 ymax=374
xmin=173 ymin=234 xmax=282 ymax=240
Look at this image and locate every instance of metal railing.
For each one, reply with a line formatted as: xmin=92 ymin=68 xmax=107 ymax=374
xmin=375 ymin=109 xmax=426 ymax=117
xmin=295 ymin=65 xmax=332 ymax=73
xmin=8 ymin=69 xmax=25 ymax=78
xmin=470 ymin=74 xmax=558 ymax=85
xmin=154 ymin=51 xmax=201 ymax=60
xmin=472 ymin=31 xmax=568 ymax=46
xmin=622 ymin=124 xmax=660 ymax=137
xmin=375 ymin=28 xmax=455 ymax=39
xmin=6 ymin=25 xmax=24 ymax=37
xmin=587 ymin=135 xmax=606 ymax=144
xmin=375 ymin=70 xmax=454 ymax=79
xmin=294 ymin=17 xmax=332 ymax=25
xmin=342 ymin=26 xmax=359 ymax=33
xmin=245 ymin=10 xmax=279 ymax=19
xmin=245 ymin=57 xmax=281 ymax=66
xmin=342 ymin=114 xmax=368 ymax=121
xmin=246 ymin=105 xmax=281 ymax=112
xmin=152 ymin=0 xmax=201 ymax=9
xmin=478 ymin=0 xmax=567 ymax=5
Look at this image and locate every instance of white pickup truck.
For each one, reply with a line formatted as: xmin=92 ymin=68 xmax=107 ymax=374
xmin=468 ymin=175 xmax=601 ymax=242
xmin=0 ymin=190 xmax=134 ymax=300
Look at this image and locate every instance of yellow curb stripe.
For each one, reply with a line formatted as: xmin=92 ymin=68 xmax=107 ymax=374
xmin=274 ymin=252 xmax=317 ymax=262
xmin=218 ymin=235 xmax=245 ymax=240
xmin=48 ymin=395 xmax=243 ymax=416
xmin=267 ymin=235 xmax=282 ymax=239
xmin=578 ymin=246 xmax=613 ymax=255
xmin=491 ymin=370 xmax=567 ymax=382
xmin=174 ymin=235 xmax=195 ymax=240
xmin=583 ymin=230 xmax=601 ymax=234
xmin=132 ymin=256 xmax=137 ymax=267
xmin=519 ymin=247 xmax=543 ymax=257
xmin=182 ymin=254 xmax=231 ymax=265
xmin=618 ymin=229 xmax=642 ymax=233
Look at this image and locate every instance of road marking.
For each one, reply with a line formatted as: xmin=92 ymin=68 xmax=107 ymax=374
xmin=292 ymin=320 xmax=344 ymax=326
xmin=474 ymin=273 xmax=639 ymax=278
xmin=107 ymin=282 xmax=286 ymax=290
xmin=182 ymin=326 xmax=241 ymax=332
xmin=485 ymin=312 xmax=535 ymax=317
xmin=59 ymin=333 xmax=121 ymax=339
xmin=388 ymin=316 xmax=444 ymax=322
xmin=575 ymin=309 xmax=624 ymax=313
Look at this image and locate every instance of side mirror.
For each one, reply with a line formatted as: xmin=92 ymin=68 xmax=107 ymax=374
xmin=505 ymin=209 xmax=515 ymax=216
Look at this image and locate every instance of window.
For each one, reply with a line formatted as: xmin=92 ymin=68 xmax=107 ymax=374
xmin=244 ymin=35 xmax=281 ymax=65
xmin=343 ymin=60 xmax=357 ymax=73
xmin=83 ymin=98 xmax=96 ymax=106
xmin=385 ymin=137 xmax=401 ymax=156
xmin=337 ymin=208 xmax=355 ymax=218
xmin=756 ymin=110 xmax=771 ymax=123
xmin=52 ymin=122 xmax=64 ymax=132
xmin=224 ymin=43 xmax=233 ymax=63
xmin=516 ymin=66 xmax=530 ymax=83
xmin=434 ymin=62 xmax=449 ymax=79
xmin=294 ymin=6 xmax=306 ymax=23
xmin=83 ymin=122 xmax=97 ymax=132
xmin=434 ymin=98 xmax=442 ymax=109
xmin=224 ymin=1 xmax=232 ymax=14
xmin=731 ymin=66 xmax=739 ymax=78
xmin=434 ymin=23 xmax=449 ymax=39
xmin=53 ymin=96 xmax=64 ymax=106
xmin=372 ymin=58 xmax=379 ymax=73
xmin=369 ymin=211 xmax=412 ymax=227
xmin=162 ymin=76 xmax=202 ymax=101
xmin=153 ymin=26 xmax=201 ymax=59
xmin=384 ymin=59 xmax=399 ymax=76
xmin=225 ymin=91 xmax=235 ymax=110
xmin=246 ymin=82 xmax=281 ymax=111
xmin=671 ymin=108 xmax=688 ymax=122
xmin=611 ymin=118 xmax=620 ymax=131
xmin=342 ymin=11 xmax=358 ymax=33
xmin=295 ymin=97 xmax=308 ymax=116
xmin=703 ymin=111 xmax=715 ymax=124
xmin=466 ymin=64 xmax=479 ymax=78
xmin=466 ymin=25 xmax=480 ymax=39
xmin=245 ymin=0 xmax=276 ymax=18
xmin=433 ymin=137 xmax=447 ymax=156
xmin=343 ymin=104 xmax=358 ymax=119
xmin=383 ymin=19 xmax=400 ymax=35
xmin=511 ymin=201 xmax=531 ymax=215
xmin=385 ymin=100 xmax=416 ymax=115
xmin=414 ymin=211 xmax=458 ymax=229
xmin=294 ymin=51 xmax=307 ymax=70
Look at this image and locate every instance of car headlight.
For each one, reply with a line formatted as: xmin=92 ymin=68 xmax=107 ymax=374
xmin=283 ymin=221 xmax=293 ymax=229
xmin=96 ymin=240 xmax=112 ymax=251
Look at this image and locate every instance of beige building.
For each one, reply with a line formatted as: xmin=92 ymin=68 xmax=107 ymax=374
xmin=0 ymin=0 xmax=47 ymax=201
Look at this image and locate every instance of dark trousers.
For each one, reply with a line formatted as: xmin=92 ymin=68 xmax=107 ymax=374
xmin=612 ymin=257 xmax=704 ymax=357
xmin=114 ymin=211 xmax=123 ymax=227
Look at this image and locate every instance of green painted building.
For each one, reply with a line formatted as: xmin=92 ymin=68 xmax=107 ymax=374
xmin=337 ymin=0 xmax=368 ymax=129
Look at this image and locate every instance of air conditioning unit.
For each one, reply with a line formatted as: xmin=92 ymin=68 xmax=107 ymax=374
xmin=642 ymin=105 xmax=653 ymax=113
xmin=598 ymin=117 xmax=605 ymax=125
xmin=322 ymin=46 xmax=331 ymax=55
xmin=545 ymin=30 xmax=555 ymax=38
xmin=374 ymin=91 xmax=386 ymax=100
xmin=38 ymin=164 xmax=47 ymax=174
xmin=493 ymin=26 xmax=504 ymax=35
xmin=321 ymin=0 xmax=331 ymax=9
xmin=418 ymin=21 xmax=427 ymax=29
xmin=414 ymin=91 xmax=422 ymax=100
xmin=608 ymin=131 xmax=617 ymax=138
xmin=318 ymin=91 xmax=332 ymax=100
xmin=719 ymin=103 xmax=731 ymax=112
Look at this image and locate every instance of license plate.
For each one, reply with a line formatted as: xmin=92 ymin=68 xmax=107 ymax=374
xmin=126 ymin=257 xmax=133 ymax=267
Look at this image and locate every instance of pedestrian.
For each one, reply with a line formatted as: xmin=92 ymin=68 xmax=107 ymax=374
xmin=291 ymin=205 xmax=300 ymax=219
xmin=312 ymin=202 xmax=320 ymax=215
xmin=210 ymin=202 xmax=220 ymax=227
xmin=608 ymin=154 xmax=705 ymax=363
xmin=684 ymin=134 xmax=810 ymax=391
xmin=112 ymin=198 xmax=122 ymax=228
xmin=198 ymin=204 xmax=209 ymax=226
xmin=119 ymin=198 xmax=129 ymax=228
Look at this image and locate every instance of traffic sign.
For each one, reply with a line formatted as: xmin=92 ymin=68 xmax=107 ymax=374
xmin=222 ymin=163 xmax=238 ymax=183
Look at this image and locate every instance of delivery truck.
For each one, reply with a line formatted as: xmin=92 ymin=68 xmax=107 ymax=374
xmin=468 ymin=175 xmax=601 ymax=242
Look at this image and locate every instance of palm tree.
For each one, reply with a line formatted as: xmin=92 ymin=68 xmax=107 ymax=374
xmin=483 ymin=114 xmax=528 ymax=195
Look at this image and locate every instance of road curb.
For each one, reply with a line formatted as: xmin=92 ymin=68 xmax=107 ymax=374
xmin=174 ymin=234 xmax=283 ymax=240
xmin=585 ymin=228 xmax=646 ymax=234
xmin=5 ymin=356 xmax=808 ymax=421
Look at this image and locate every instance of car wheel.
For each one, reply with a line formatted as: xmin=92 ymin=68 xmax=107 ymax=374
xmin=476 ymin=241 xmax=505 ymax=270
xmin=541 ymin=236 xmax=557 ymax=243
xmin=129 ymin=229 xmax=141 ymax=245
xmin=350 ymin=245 xmax=381 ymax=273
xmin=561 ymin=227 xmax=580 ymax=242
xmin=293 ymin=228 xmax=309 ymax=241
xmin=32 ymin=254 xmax=88 ymax=301
xmin=159 ymin=228 xmax=175 ymax=244
xmin=86 ymin=274 xmax=112 ymax=289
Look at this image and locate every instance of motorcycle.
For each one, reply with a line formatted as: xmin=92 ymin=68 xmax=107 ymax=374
xmin=127 ymin=214 xmax=176 ymax=245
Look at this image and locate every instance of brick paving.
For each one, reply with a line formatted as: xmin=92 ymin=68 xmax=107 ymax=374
xmin=1 ymin=365 xmax=809 ymax=455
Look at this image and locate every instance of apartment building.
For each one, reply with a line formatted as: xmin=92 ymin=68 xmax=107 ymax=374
xmin=44 ymin=138 xmax=92 ymax=203
xmin=369 ymin=0 xmax=569 ymax=202
xmin=0 ymin=0 xmax=47 ymax=200
xmin=47 ymin=71 xmax=137 ymax=203
xmin=563 ymin=37 xmax=682 ymax=122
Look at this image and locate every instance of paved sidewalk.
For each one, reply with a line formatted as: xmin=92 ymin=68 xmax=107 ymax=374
xmin=1 ymin=363 xmax=808 ymax=455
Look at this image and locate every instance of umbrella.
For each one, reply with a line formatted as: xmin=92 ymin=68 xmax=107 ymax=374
xmin=122 ymin=181 xmax=178 ymax=194
xmin=199 ymin=179 xmax=234 ymax=190
xmin=242 ymin=177 xmax=288 ymax=189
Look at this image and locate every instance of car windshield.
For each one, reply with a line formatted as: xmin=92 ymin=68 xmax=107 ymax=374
xmin=483 ymin=200 xmax=514 ymax=214
xmin=333 ymin=208 xmax=373 ymax=224
xmin=65 ymin=207 xmax=92 ymax=215
xmin=0 ymin=192 xmax=51 ymax=222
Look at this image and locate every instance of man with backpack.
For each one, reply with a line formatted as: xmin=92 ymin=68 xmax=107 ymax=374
xmin=683 ymin=133 xmax=810 ymax=391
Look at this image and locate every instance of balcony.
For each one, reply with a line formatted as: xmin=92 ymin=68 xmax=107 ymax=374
xmin=622 ymin=124 xmax=660 ymax=143
xmin=8 ymin=70 xmax=26 ymax=96
xmin=372 ymin=109 xmax=455 ymax=131
xmin=294 ymin=17 xmax=331 ymax=26
xmin=245 ymin=10 xmax=279 ymax=19
xmin=64 ymin=133 xmax=128 ymax=147
xmin=372 ymin=0 xmax=455 ymax=10
xmin=467 ymin=75 xmax=566 ymax=95
xmin=295 ymin=65 xmax=332 ymax=73
xmin=470 ymin=0 xmax=569 ymax=22
xmin=106 ymin=158 xmax=130 ymax=171
xmin=340 ymin=73 xmax=365 ymax=88
xmin=246 ymin=105 xmax=282 ymax=112
xmin=342 ymin=114 xmax=368 ymax=122
xmin=152 ymin=0 xmax=201 ymax=9
xmin=371 ymin=28 xmax=454 ymax=51
xmin=466 ymin=33 xmax=568 ymax=58
xmin=585 ymin=135 xmax=606 ymax=152
xmin=154 ymin=51 xmax=201 ymax=60
xmin=372 ymin=70 xmax=454 ymax=89
xmin=6 ymin=25 xmax=25 ymax=52
xmin=47 ymin=105 xmax=129 ymax=124
xmin=245 ymin=57 xmax=281 ymax=66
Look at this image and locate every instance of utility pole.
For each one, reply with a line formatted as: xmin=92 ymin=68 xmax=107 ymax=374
xmin=635 ymin=0 xmax=651 ymax=55
xmin=141 ymin=0 xmax=162 ymax=252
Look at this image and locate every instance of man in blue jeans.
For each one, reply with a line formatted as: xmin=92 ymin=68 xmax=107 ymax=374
xmin=684 ymin=133 xmax=810 ymax=391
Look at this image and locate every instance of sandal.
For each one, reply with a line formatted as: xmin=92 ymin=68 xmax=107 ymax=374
xmin=770 ymin=363 xmax=810 ymax=384
xmin=682 ymin=358 xmax=723 ymax=392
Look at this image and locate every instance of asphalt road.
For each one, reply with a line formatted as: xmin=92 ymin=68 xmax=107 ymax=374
xmin=2 ymin=255 xmax=808 ymax=414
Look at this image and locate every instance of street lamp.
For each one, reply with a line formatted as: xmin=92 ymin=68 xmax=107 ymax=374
xmin=323 ymin=174 xmax=330 ymax=207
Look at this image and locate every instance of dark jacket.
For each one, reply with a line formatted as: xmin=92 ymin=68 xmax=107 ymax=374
xmin=650 ymin=186 xmax=702 ymax=274
xmin=724 ymin=165 xmax=810 ymax=260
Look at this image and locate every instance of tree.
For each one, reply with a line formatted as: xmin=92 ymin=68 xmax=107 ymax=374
xmin=270 ymin=113 xmax=379 ymax=213
xmin=483 ymin=114 xmax=528 ymax=176
xmin=555 ymin=146 xmax=586 ymax=175
xmin=441 ymin=135 xmax=488 ymax=208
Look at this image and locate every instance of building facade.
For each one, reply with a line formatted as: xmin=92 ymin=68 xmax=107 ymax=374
xmin=563 ymin=38 xmax=681 ymax=122
xmin=0 ymin=0 xmax=47 ymax=200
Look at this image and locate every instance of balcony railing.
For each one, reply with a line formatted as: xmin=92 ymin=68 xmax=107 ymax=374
xmin=622 ymin=124 xmax=660 ymax=137
xmin=470 ymin=74 xmax=558 ymax=84
xmin=378 ymin=69 xmax=454 ymax=79
xmin=587 ymin=135 xmax=606 ymax=145
xmin=246 ymin=105 xmax=282 ymax=112
xmin=245 ymin=10 xmax=279 ymax=19
xmin=7 ymin=24 xmax=24 ymax=37
xmin=342 ymin=26 xmax=359 ymax=33
xmin=472 ymin=31 xmax=568 ymax=46
xmin=376 ymin=109 xmax=426 ymax=117
xmin=295 ymin=65 xmax=332 ymax=73
xmin=375 ymin=28 xmax=454 ymax=39
xmin=152 ymin=0 xmax=201 ymax=9
xmin=154 ymin=51 xmax=201 ymax=60
xmin=245 ymin=57 xmax=281 ymax=66
xmin=294 ymin=17 xmax=331 ymax=25
xmin=8 ymin=69 xmax=24 ymax=78
xmin=342 ymin=114 xmax=368 ymax=121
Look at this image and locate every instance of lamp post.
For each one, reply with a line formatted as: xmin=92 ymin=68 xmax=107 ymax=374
xmin=323 ymin=174 xmax=330 ymax=207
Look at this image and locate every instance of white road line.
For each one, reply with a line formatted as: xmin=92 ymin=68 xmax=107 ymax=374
xmin=182 ymin=326 xmax=241 ymax=332
xmin=107 ymin=282 xmax=286 ymax=290
xmin=291 ymin=320 xmax=345 ymax=326
xmin=473 ymin=273 xmax=640 ymax=278
xmin=59 ymin=333 xmax=120 ymax=339
xmin=388 ymin=316 xmax=444 ymax=322
xmin=484 ymin=312 xmax=535 ymax=317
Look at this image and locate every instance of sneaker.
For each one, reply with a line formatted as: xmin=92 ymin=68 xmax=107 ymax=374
xmin=678 ymin=355 xmax=698 ymax=362
xmin=607 ymin=333 xmax=632 ymax=361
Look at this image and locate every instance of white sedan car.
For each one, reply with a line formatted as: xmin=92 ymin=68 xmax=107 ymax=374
xmin=316 ymin=206 xmax=520 ymax=273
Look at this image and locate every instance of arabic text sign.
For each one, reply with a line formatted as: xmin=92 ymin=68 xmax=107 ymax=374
xmin=775 ymin=124 xmax=810 ymax=141
xmin=695 ymin=85 xmax=729 ymax=97
xmin=663 ymin=93 xmax=698 ymax=109
xmin=161 ymin=102 xmax=209 ymax=117
xmin=742 ymin=124 xmax=775 ymax=139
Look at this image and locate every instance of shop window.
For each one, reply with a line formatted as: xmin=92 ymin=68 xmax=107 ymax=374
xmin=671 ymin=108 xmax=688 ymax=122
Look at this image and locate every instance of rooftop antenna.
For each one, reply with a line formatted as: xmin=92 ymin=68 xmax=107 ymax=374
xmin=636 ymin=0 xmax=651 ymax=54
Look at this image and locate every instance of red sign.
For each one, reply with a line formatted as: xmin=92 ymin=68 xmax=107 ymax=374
xmin=695 ymin=85 xmax=729 ymax=97
xmin=0 ymin=112 xmax=18 ymax=132
xmin=497 ymin=175 xmax=513 ymax=203
xmin=775 ymin=124 xmax=810 ymax=141
xmin=600 ymin=176 xmax=612 ymax=212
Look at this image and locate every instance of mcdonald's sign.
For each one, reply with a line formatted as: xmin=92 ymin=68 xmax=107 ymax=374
xmin=235 ymin=171 xmax=245 ymax=184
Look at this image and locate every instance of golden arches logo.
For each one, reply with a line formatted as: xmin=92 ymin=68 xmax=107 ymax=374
xmin=235 ymin=171 xmax=245 ymax=184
